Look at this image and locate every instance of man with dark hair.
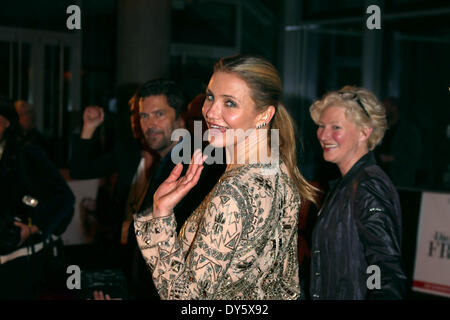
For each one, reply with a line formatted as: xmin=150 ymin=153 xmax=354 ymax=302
xmin=136 ymin=79 xmax=186 ymax=117
xmin=136 ymin=79 xmax=186 ymax=158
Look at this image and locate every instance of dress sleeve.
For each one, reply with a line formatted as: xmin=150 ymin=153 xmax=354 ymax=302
xmin=134 ymin=182 xmax=247 ymax=300
xmin=354 ymin=178 xmax=407 ymax=299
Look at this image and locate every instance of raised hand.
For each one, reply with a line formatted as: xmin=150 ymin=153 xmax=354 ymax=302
xmin=81 ymin=106 xmax=104 ymax=139
xmin=153 ymin=149 xmax=207 ymax=218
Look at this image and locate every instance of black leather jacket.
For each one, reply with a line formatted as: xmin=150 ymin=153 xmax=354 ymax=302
xmin=310 ymin=152 xmax=406 ymax=299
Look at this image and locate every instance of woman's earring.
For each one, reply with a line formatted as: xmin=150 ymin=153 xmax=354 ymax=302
xmin=256 ymin=122 xmax=267 ymax=129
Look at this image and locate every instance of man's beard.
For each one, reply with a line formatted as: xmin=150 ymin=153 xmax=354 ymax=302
xmin=144 ymin=129 xmax=171 ymax=153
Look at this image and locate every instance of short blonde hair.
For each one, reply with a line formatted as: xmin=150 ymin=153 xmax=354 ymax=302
xmin=309 ymin=85 xmax=387 ymax=150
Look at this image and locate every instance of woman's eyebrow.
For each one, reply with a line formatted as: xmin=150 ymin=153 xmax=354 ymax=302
xmin=222 ymin=94 xmax=239 ymax=102
xmin=206 ymin=88 xmax=240 ymax=103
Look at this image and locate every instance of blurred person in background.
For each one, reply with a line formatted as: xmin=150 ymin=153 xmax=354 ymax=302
xmin=14 ymin=100 xmax=51 ymax=158
xmin=376 ymin=97 xmax=421 ymax=188
xmin=0 ymin=94 xmax=75 ymax=299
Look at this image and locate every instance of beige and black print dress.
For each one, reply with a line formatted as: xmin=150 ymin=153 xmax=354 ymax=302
xmin=135 ymin=162 xmax=301 ymax=300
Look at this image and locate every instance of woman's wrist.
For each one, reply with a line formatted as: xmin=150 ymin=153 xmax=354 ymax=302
xmin=152 ymin=205 xmax=173 ymax=218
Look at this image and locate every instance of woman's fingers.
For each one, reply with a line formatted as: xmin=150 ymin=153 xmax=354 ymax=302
xmin=182 ymin=150 xmax=198 ymax=184
xmin=159 ymin=150 xmax=205 ymax=195
xmin=184 ymin=149 xmax=202 ymax=179
xmin=172 ymin=150 xmax=205 ymax=195
xmin=190 ymin=164 xmax=204 ymax=187
xmin=153 ymin=150 xmax=206 ymax=217
xmin=165 ymin=163 xmax=183 ymax=183
xmin=183 ymin=153 xmax=202 ymax=184
xmin=178 ymin=165 xmax=204 ymax=194
xmin=194 ymin=148 xmax=204 ymax=164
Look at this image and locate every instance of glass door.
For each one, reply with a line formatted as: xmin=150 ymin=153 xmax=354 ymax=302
xmin=0 ymin=26 xmax=81 ymax=167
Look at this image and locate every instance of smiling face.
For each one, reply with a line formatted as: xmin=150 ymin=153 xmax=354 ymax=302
xmin=139 ymin=94 xmax=183 ymax=157
xmin=317 ymin=105 xmax=370 ymax=176
xmin=202 ymin=71 xmax=260 ymax=148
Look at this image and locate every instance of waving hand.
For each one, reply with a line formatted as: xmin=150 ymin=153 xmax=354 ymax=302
xmin=153 ymin=149 xmax=207 ymax=218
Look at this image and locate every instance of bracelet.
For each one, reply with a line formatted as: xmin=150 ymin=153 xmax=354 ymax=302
xmin=153 ymin=209 xmax=174 ymax=219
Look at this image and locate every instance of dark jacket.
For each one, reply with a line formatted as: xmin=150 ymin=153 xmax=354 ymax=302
xmin=0 ymin=142 xmax=75 ymax=254
xmin=69 ymin=135 xmax=142 ymax=242
xmin=310 ymin=152 xmax=406 ymax=300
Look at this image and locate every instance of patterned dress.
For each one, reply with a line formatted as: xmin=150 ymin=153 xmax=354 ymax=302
xmin=134 ymin=162 xmax=301 ymax=300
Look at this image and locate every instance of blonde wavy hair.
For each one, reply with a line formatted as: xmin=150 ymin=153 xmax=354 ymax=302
xmin=214 ymin=54 xmax=318 ymax=204
xmin=309 ymin=85 xmax=387 ymax=150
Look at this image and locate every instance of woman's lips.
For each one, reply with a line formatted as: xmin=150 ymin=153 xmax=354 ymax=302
xmin=322 ymin=143 xmax=338 ymax=151
xmin=207 ymin=123 xmax=228 ymax=135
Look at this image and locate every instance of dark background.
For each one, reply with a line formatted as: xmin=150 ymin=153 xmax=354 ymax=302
xmin=1 ymin=0 xmax=449 ymax=300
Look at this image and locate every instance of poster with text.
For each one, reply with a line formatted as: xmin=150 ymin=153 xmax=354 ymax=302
xmin=413 ymin=192 xmax=450 ymax=298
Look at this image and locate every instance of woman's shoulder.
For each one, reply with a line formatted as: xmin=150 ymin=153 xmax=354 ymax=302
xmin=216 ymin=161 xmax=296 ymax=196
xmin=353 ymin=165 xmax=399 ymax=204
xmin=219 ymin=162 xmax=279 ymax=181
xmin=357 ymin=165 xmax=395 ymax=189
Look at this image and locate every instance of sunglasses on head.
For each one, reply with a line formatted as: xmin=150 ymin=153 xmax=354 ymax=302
xmin=338 ymin=91 xmax=371 ymax=119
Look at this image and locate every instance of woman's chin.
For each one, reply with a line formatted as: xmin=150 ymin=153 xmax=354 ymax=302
xmin=323 ymin=152 xmax=337 ymax=164
xmin=207 ymin=135 xmax=225 ymax=148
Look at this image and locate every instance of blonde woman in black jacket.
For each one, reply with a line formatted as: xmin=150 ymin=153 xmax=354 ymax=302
xmin=309 ymin=86 xmax=406 ymax=300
